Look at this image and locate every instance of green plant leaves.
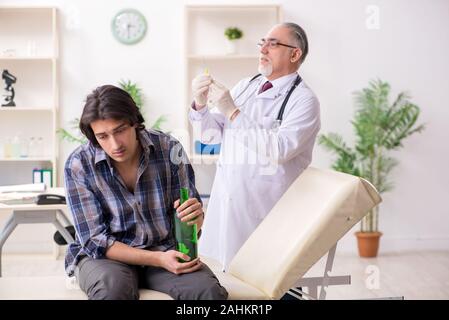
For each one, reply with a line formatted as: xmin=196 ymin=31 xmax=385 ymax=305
xmin=224 ymin=27 xmax=243 ymax=40
xmin=318 ymin=133 xmax=360 ymax=176
xmin=151 ymin=115 xmax=167 ymax=131
xmin=56 ymin=117 xmax=86 ymax=144
xmin=119 ymin=79 xmax=143 ymax=109
xmin=318 ymin=79 xmax=425 ymax=231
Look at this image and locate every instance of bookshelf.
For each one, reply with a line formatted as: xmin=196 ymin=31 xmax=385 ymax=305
xmin=0 ymin=7 xmax=59 ymax=187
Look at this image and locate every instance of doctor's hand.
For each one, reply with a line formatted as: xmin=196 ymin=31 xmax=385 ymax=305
xmin=208 ymin=81 xmax=238 ymax=120
xmin=174 ymin=197 xmax=204 ymax=233
xmin=192 ymin=74 xmax=212 ymax=110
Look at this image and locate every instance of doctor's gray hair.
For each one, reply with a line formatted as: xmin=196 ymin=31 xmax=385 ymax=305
xmin=281 ymin=22 xmax=309 ymax=64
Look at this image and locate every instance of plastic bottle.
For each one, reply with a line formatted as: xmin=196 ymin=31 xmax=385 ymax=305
xmin=11 ymin=136 xmax=20 ymax=158
xmin=19 ymin=136 xmax=29 ymax=158
xmin=36 ymin=137 xmax=44 ymax=157
xmin=2 ymin=137 xmax=12 ymax=158
xmin=174 ymin=187 xmax=198 ymax=262
xmin=28 ymin=137 xmax=36 ymax=157
xmin=0 ymin=138 xmax=4 ymax=158
xmin=3 ymin=138 xmax=12 ymax=158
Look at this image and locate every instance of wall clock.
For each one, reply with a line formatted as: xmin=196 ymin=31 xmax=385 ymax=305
xmin=111 ymin=9 xmax=147 ymax=45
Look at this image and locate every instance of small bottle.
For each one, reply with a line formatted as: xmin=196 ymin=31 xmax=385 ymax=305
xmin=0 ymin=138 xmax=4 ymax=158
xmin=3 ymin=138 xmax=12 ymax=158
xmin=28 ymin=137 xmax=36 ymax=157
xmin=174 ymin=187 xmax=198 ymax=262
xmin=36 ymin=137 xmax=44 ymax=157
xmin=19 ymin=136 xmax=29 ymax=158
xmin=11 ymin=136 xmax=20 ymax=158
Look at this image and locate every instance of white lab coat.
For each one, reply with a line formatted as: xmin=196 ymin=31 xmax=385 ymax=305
xmin=189 ymin=72 xmax=321 ymax=270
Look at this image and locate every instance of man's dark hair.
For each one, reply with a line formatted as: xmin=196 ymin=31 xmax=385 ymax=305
xmin=79 ymin=85 xmax=145 ymax=147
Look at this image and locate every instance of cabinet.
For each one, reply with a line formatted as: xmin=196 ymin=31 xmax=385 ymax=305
xmin=182 ymin=5 xmax=282 ymax=164
xmin=0 ymin=7 xmax=59 ymax=187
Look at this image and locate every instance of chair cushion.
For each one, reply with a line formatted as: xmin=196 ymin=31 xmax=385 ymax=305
xmin=201 ymin=256 xmax=268 ymax=300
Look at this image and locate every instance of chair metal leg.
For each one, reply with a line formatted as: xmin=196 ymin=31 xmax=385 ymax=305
xmin=0 ymin=214 xmax=19 ymax=277
xmin=56 ymin=209 xmax=72 ymax=227
xmin=0 ymin=209 xmax=73 ymax=277
xmin=292 ymin=242 xmax=351 ymax=300
xmin=319 ymin=243 xmax=337 ymax=300
xmin=52 ymin=220 xmax=74 ymax=244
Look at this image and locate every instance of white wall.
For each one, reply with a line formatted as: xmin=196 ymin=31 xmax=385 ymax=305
xmin=282 ymin=0 xmax=449 ymax=253
xmin=1 ymin=0 xmax=448 ymax=255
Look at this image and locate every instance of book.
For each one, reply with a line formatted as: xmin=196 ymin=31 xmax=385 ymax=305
xmin=42 ymin=169 xmax=52 ymax=188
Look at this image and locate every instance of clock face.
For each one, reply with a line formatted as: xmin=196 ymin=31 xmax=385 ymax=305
xmin=112 ymin=9 xmax=147 ymax=45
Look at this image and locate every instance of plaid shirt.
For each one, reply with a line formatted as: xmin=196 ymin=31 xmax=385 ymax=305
xmin=64 ymin=129 xmax=200 ymax=276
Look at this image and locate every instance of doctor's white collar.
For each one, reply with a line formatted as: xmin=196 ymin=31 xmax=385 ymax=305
xmin=259 ymin=72 xmax=299 ymax=94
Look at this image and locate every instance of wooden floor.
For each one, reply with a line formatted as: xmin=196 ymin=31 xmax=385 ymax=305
xmin=2 ymin=250 xmax=449 ymax=300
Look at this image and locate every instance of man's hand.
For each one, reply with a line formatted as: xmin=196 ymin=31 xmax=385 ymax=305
xmin=192 ymin=74 xmax=212 ymax=110
xmin=208 ymin=80 xmax=238 ymax=119
xmin=156 ymin=250 xmax=203 ymax=275
xmin=174 ymin=197 xmax=204 ymax=232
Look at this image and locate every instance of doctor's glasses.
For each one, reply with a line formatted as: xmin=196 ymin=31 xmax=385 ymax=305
xmin=257 ymin=38 xmax=298 ymax=50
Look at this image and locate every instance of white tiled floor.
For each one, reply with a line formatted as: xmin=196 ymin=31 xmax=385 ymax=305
xmin=303 ymin=250 xmax=449 ymax=299
xmin=2 ymin=250 xmax=449 ymax=300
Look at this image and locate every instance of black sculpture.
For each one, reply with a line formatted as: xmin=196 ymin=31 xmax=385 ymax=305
xmin=2 ymin=69 xmax=17 ymax=107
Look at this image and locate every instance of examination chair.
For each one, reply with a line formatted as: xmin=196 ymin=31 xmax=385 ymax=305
xmin=0 ymin=167 xmax=381 ymax=300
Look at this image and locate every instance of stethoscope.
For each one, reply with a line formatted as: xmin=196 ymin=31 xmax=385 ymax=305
xmin=233 ymin=74 xmax=302 ymax=130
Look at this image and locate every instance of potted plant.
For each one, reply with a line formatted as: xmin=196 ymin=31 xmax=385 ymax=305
xmin=319 ymin=79 xmax=425 ymax=257
xmin=224 ymin=27 xmax=243 ymax=54
xmin=58 ymin=79 xmax=167 ymax=144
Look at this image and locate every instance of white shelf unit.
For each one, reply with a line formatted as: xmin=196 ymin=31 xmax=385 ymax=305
xmin=0 ymin=157 xmax=54 ymax=162
xmin=182 ymin=5 xmax=282 ymax=195
xmin=0 ymin=7 xmax=59 ymax=187
xmin=183 ymin=5 xmax=282 ymax=162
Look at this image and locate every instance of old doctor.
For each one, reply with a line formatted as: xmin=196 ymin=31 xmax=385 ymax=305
xmin=189 ymin=22 xmax=321 ymax=270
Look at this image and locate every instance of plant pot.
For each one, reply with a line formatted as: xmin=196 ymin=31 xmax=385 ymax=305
xmin=355 ymin=231 xmax=382 ymax=257
xmin=225 ymin=39 xmax=239 ymax=55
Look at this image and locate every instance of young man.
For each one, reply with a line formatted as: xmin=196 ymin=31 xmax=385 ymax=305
xmin=64 ymin=85 xmax=228 ymax=300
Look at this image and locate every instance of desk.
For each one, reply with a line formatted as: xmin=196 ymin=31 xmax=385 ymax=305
xmin=0 ymin=188 xmax=74 ymax=277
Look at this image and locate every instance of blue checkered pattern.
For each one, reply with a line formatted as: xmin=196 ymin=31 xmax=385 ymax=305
xmin=63 ymin=129 xmax=200 ymax=276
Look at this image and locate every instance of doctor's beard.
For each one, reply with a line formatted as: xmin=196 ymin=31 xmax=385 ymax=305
xmin=258 ymin=62 xmax=273 ymax=77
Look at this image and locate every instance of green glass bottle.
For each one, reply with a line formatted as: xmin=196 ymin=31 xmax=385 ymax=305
xmin=174 ymin=187 xmax=198 ymax=262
